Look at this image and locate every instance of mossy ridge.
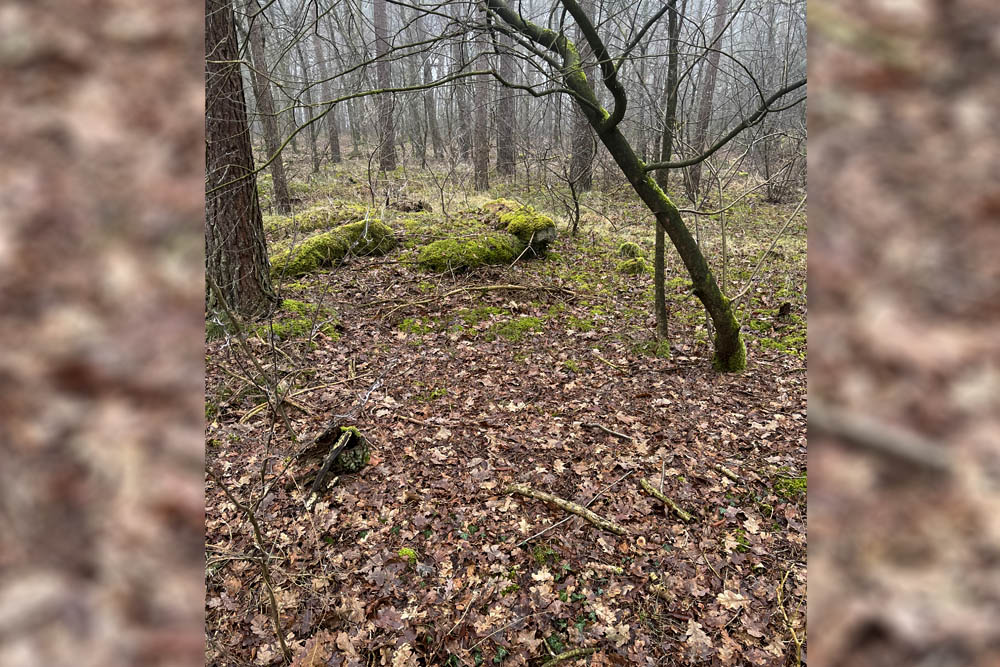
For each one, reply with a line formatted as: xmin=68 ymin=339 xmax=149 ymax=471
xmin=617 ymin=241 xmax=643 ymax=258
xmin=617 ymin=257 xmax=649 ymax=275
xmin=264 ymin=202 xmax=372 ymax=238
xmin=269 ymin=219 xmax=396 ymax=278
xmin=415 ymin=234 xmax=523 ymax=273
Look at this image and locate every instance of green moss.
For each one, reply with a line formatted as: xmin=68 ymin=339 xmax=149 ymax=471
xmin=566 ymin=315 xmax=596 ymax=332
xmin=562 ymin=359 xmax=582 ymax=373
xmin=253 ymin=299 xmax=339 ymax=341
xmin=712 ymin=336 xmax=747 ymax=372
xmin=399 ymin=317 xmax=434 ymax=335
xmin=633 ymin=339 xmax=671 ymax=359
xmin=264 ymin=202 xmax=371 ymax=237
xmin=774 ymin=474 xmax=806 ymax=500
xmin=760 ymin=334 xmax=806 ymax=358
xmin=499 ymin=207 xmax=556 ymax=250
xmin=532 ymin=543 xmax=559 ymax=565
xmin=617 ymin=257 xmax=649 ymax=275
xmin=618 ymin=241 xmax=642 ymax=258
xmin=398 ymin=547 xmax=418 ymax=565
xmin=457 ymin=305 xmax=506 ymax=325
xmin=415 ymin=234 xmax=523 ymax=273
xmin=491 ymin=316 xmax=544 ymax=342
xmin=269 ymin=218 xmax=396 ymax=278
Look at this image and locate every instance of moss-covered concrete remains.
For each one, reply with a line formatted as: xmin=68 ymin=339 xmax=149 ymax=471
xmin=416 ymin=234 xmax=522 ymax=273
xmin=617 ymin=257 xmax=649 ymax=275
xmin=618 ymin=241 xmax=642 ymax=258
xmin=269 ymin=219 xmax=395 ymax=278
xmin=264 ymin=202 xmax=372 ymax=238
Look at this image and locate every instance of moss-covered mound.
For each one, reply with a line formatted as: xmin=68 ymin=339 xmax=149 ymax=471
xmin=264 ymin=202 xmax=372 ymax=238
xmin=416 ymin=234 xmax=523 ymax=273
xmin=617 ymin=257 xmax=649 ymax=275
xmin=618 ymin=241 xmax=643 ymax=258
xmin=499 ymin=207 xmax=556 ymax=251
xmin=270 ymin=219 xmax=395 ymax=278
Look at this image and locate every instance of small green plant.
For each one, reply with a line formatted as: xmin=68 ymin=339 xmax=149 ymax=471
xmin=398 ymin=547 xmax=418 ymax=565
xmin=493 ymin=647 xmax=509 ymax=664
xmin=500 ymin=583 xmax=520 ymax=596
xmin=532 ymin=543 xmax=559 ymax=565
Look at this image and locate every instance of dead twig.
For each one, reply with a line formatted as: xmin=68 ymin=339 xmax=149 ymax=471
xmin=541 ymin=647 xmax=597 ymax=667
xmin=584 ymin=422 xmax=633 ymax=441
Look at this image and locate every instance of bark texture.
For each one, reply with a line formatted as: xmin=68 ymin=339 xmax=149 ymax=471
xmin=374 ymin=0 xmax=397 ymax=171
xmin=207 ymin=0 xmax=277 ymax=319
xmin=687 ymin=0 xmax=729 ymax=200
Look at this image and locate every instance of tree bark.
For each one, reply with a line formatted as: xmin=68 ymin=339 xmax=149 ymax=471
xmin=245 ymin=0 xmax=291 ymax=214
xmin=687 ymin=0 xmax=729 ymax=201
xmin=207 ymin=0 xmax=276 ymax=320
xmin=373 ymin=0 xmax=397 ymax=171
xmin=451 ymin=4 xmax=472 ymax=161
xmin=311 ymin=32 xmax=341 ymax=164
xmin=424 ymin=58 xmax=444 ymax=160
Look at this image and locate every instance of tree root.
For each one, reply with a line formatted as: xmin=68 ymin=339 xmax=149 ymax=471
xmin=640 ymin=478 xmax=694 ymax=522
xmin=506 ymin=483 xmax=626 ymax=536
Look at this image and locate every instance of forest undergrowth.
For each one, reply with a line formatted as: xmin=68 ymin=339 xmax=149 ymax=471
xmin=206 ymin=158 xmax=807 ymax=666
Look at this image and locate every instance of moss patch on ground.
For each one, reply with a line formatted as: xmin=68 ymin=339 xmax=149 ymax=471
xmin=253 ymin=299 xmax=339 ymax=341
xmin=270 ymin=219 xmax=396 ymax=278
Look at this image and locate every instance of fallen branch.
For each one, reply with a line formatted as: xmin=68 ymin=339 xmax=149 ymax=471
xmin=507 ymin=483 xmax=626 ymax=536
xmin=239 ymin=374 xmax=375 ymax=423
xmin=541 ymin=648 xmax=597 ymax=667
xmin=592 ymin=352 xmax=626 ymax=372
xmin=715 ymin=464 xmax=740 ymax=482
xmin=584 ymin=422 xmax=633 ymax=441
xmin=640 ymin=478 xmax=694 ymax=523
xmin=515 ymin=471 xmax=633 ymax=548
xmin=810 ymin=398 xmax=953 ymax=475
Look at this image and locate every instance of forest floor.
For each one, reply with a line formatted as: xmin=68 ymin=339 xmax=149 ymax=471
xmin=205 ymin=159 xmax=807 ymax=667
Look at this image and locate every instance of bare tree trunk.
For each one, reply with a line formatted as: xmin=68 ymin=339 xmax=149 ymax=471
xmin=687 ymin=0 xmax=729 ymax=201
xmin=496 ymin=32 xmax=516 ymax=176
xmin=207 ymin=0 xmax=276 ymax=319
xmin=245 ymin=0 xmax=291 ymax=214
xmin=312 ymin=32 xmax=341 ymax=164
xmin=654 ymin=0 xmax=682 ymax=345
xmin=374 ymin=0 xmax=397 ymax=171
xmin=451 ymin=5 xmax=472 ymax=161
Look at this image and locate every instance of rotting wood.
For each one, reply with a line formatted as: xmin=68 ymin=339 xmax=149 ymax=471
xmin=540 ymin=647 xmax=597 ymax=667
xmin=640 ymin=478 xmax=694 ymax=522
xmin=506 ymin=483 xmax=626 ymax=535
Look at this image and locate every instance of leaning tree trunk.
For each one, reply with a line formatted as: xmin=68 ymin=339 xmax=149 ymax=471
xmin=311 ymin=32 xmax=341 ymax=164
xmin=687 ymin=0 xmax=729 ymax=201
xmin=373 ymin=0 xmax=397 ymax=171
xmin=487 ymin=0 xmax=745 ymax=371
xmin=207 ymin=0 xmax=276 ymax=320
xmin=654 ymin=0 xmax=682 ymax=344
xmin=245 ymin=0 xmax=291 ymax=214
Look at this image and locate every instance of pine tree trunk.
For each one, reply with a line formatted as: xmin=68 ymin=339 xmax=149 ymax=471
xmin=374 ymin=0 xmax=397 ymax=171
xmin=245 ymin=0 xmax=291 ymax=214
xmin=207 ymin=0 xmax=276 ymax=320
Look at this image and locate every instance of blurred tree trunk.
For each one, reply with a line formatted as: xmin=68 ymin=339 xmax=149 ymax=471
xmin=207 ymin=0 xmax=276 ymax=319
xmin=311 ymin=32 xmax=341 ymax=164
xmin=496 ymin=32 xmax=516 ymax=176
xmin=424 ymin=58 xmax=444 ymax=160
xmin=654 ymin=0 xmax=682 ymax=344
xmin=245 ymin=0 xmax=291 ymax=213
xmin=687 ymin=0 xmax=729 ymax=201
xmin=569 ymin=0 xmax=596 ymax=191
xmin=296 ymin=45 xmax=320 ymax=174
xmin=473 ymin=47 xmax=490 ymax=191
xmin=374 ymin=0 xmax=397 ymax=171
